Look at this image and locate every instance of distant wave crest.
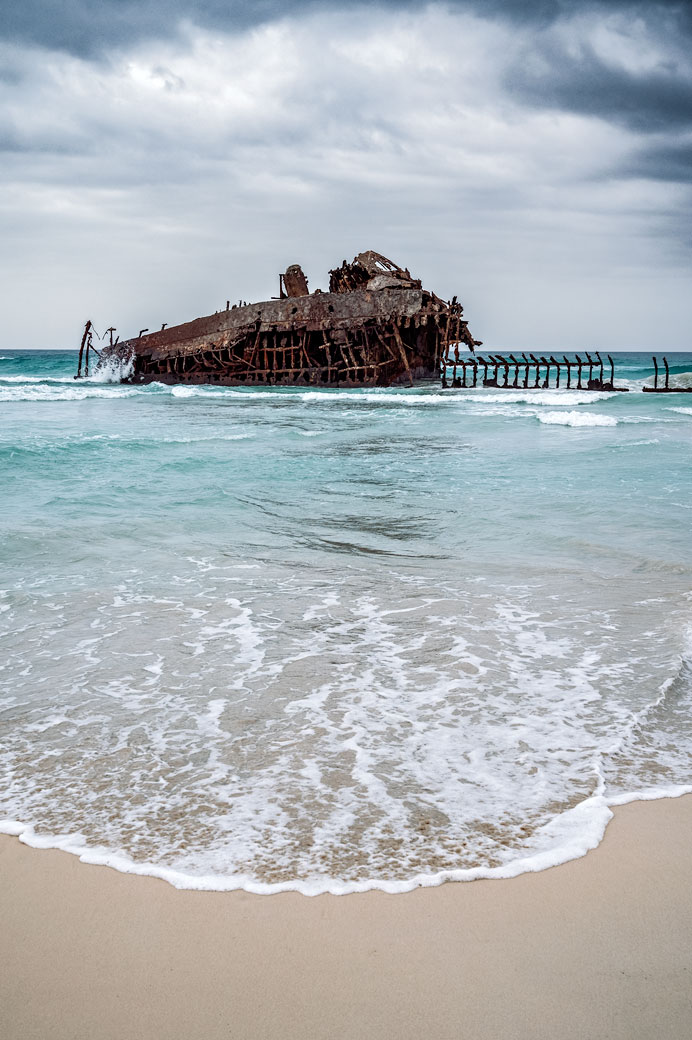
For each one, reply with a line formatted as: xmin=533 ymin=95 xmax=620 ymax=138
xmin=537 ymin=411 xmax=618 ymax=427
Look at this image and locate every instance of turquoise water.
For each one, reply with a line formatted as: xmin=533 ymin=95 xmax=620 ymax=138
xmin=1 ymin=349 xmax=691 ymax=893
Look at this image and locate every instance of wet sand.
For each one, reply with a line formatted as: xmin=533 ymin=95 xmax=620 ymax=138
xmin=2 ymin=795 xmax=692 ymax=1040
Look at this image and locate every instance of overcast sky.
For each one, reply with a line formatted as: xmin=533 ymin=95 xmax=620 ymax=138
xmin=2 ymin=0 xmax=691 ymax=350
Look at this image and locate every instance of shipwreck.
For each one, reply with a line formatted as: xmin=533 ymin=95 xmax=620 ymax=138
xmin=79 ymin=251 xmax=481 ymax=387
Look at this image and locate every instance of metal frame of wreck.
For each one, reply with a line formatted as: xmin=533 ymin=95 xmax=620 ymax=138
xmin=443 ymin=349 xmax=692 ymax=393
xmin=115 ymin=291 xmax=476 ymax=389
xmin=644 ymin=356 xmax=692 ymax=393
xmin=442 ymin=349 xmax=629 ymax=392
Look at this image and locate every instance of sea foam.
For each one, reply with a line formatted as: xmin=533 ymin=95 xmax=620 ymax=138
xmin=537 ymin=410 xmax=618 ymax=426
xmin=1 ymin=348 xmax=691 ymax=895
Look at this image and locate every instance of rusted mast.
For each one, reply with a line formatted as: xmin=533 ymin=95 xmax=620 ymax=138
xmin=83 ymin=325 xmax=101 ymax=377
xmin=75 ymin=320 xmax=92 ymax=379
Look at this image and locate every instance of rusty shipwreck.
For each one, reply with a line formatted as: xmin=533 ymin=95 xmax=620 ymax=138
xmin=85 ymin=251 xmax=481 ymax=387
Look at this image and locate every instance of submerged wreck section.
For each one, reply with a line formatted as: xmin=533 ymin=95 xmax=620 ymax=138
xmin=94 ymin=251 xmax=481 ymax=387
xmin=442 ymin=351 xmax=628 ymax=391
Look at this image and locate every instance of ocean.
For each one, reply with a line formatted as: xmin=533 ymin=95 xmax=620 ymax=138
xmin=1 ymin=349 xmax=691 ymax=893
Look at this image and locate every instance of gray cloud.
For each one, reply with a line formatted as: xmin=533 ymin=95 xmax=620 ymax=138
xmin=3 ymin=1 xmax=692 ymax=145
xmin=3 ymin=1 xmax=691 ymax=54
xmin=627 ymin=137 xmax=692 ymax=181
xmin=5 ymin=1 xmax=321 ymax=54
xmin=507 ymin=15 xmax=692 ymax=136
xmin=0 ymin=3 xmax=690 ymax=351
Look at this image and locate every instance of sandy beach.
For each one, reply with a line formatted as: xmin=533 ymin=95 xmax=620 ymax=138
xmin=2 ymin=795 xmax=691 ymax=1040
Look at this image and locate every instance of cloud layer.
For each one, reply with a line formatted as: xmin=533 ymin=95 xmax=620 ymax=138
xmin=1 ymin=1 xmax=690 ymax=350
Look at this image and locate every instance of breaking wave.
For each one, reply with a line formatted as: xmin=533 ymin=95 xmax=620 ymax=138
xmin=0 ymin=383 xmax=147 ymax=402
xmin=460 ymin=390 xmax=616 ymax=406
xmin=537 ymin=410 xmax=618 ymax=427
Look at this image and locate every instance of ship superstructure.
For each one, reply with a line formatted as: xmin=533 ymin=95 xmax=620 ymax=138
xmin=91 ymin=251 xmax=480 ymax=387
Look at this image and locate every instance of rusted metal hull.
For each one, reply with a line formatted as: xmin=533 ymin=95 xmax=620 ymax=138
xmin=95 ymin=255 xmax=480 ymax=388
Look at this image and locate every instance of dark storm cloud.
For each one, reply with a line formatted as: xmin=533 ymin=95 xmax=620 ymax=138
xmin=8 ymin=0 xmax=307 ymax=54
xmin=3 ymin=1 xmax=691 ymax=55
xmin=628 ymin=138 xmax=692 ymax=181
xmin=506 ymin=20 xmax=692 ymax=136
xmin=4 ymin=1 xmax=692 ymax=152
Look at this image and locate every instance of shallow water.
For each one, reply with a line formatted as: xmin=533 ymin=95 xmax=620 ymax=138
xmin=1 ymin=349 xmax=691 ymax=892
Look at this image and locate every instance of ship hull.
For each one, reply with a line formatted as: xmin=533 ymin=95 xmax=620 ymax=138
xmin=99 ymin=286 xmax=474 ymax=388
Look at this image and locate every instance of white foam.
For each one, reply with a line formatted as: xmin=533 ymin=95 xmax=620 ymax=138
xmin=90 ymin=355 xmax=135 ymax=383
xmin=463 ymin=390 xmax=616 ymax=406
xmin=668 ymin=407 xmax=692 ymax=416
xmin=2 ymin=367 xmax=691 ymax=897
xmin=537 ymin=410 xmax=618 ymax=427
xmin=0 ymin=379 xmax=635 ymax=417
xmin=160 ymin=433 xmax=254 ymax=443
xmin=0 ymin=374 xmax=81 ymax=383
xmin=606 ymin=785 xmax=692 ymax=807
xmin=2 ymin=597 xmax=690 ymax=895
xmin=5 ymin=784 xmax=689 ymax=895
xmin=167 ymin=386 xmax=446 ymax=404
xmin=0 ymin=792 xmax=612 ymax=894
xmin=171 ymin=385 xmax=219 ymax=398
xmin=638 ymin=372 xmax=692 ymax=391
xmin=0 ymin=384 xmax=147 ymax=402
xmin=666 ymin=371 xmax=692 ymax=388
xmin=0 ymin=366 xmax=132 ymax=386
xmin=299 ymin=390 xmax=443 ymax=404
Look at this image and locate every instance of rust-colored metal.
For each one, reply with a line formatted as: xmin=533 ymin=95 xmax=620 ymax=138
xmin=643 ymin=355 xmax=692 ymax=393
xmin=442 ymin=353 xmax=630 ymax=392
xmin=281 ymin=264 xmax=309 ymax=299
xmin=75 ymin=320 xmax=92 ymax=379
xmin=93 ymin=252 xmax=481 ymax=388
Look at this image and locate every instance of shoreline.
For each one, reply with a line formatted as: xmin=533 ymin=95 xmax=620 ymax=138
xmin=3 ymin=795 xmax=692 ymax=1039
xmin=3 ymin=784 xmax=691 ymax=895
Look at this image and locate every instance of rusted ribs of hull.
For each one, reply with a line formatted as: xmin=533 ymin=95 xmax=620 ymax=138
xmin=133 ymin=316 xmax=437 ymax=388
xmin=443 ymin=351 xmax=630 ymax=392
xmin=93 ymin=252 xmax=481 ymax=388
xmin=643 ymin=355 xmax=692 ymax=393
